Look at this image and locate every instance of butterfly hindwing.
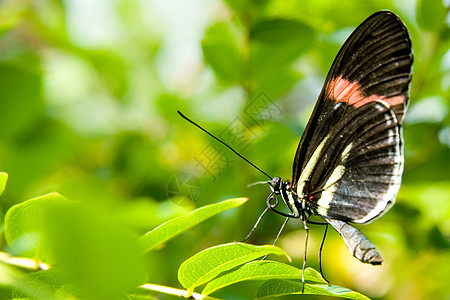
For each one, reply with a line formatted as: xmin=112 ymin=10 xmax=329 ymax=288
xmin=292 ymin=11 xmax=412 ymax=224
xmin=310 ymin=101 xmax=402 ymax=223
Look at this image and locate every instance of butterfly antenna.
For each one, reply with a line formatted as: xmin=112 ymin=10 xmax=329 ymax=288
xmin=177 ymin=110 xmax=272 ymax=180
xmin=247 ymin=181 xmax=269 ymax=188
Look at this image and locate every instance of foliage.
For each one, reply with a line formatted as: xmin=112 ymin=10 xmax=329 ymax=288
xmin=140 ymin=198 xmax=247 ymax=253
xmin=0 ymin=0 xmax=449 ymax=299
xmin=2 ymin=190 xmax=367 ymax=299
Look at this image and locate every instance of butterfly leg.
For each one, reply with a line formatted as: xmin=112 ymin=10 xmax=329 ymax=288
xmin=241 ymin=206 xmax=270 ymax=242
xmin=305 ymin=220 xmax=330 ymax=284
xmin=302 ymin=219 xmax=309 ymax=293
xmin=260 ymin=216 xmax=290 ymax=261
xmin=273 ymin=217 xmax=290 ymax=247
xmin=318 ymin=223 xmax=330 ymax=284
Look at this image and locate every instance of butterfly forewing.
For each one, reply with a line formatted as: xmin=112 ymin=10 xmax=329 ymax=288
xmin=292 ymin=11 xmax=412 ymax=224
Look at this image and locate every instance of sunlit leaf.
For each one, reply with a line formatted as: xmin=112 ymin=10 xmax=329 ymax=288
xmin=202 ymin=262 xmax=326 ymax=295
xmin=256 ymin=279 xmax=371 ymax=299
xmin=12 ymin=270 xmax=78 ymax=299
xmin=178 ymin=242 xmax=290 ymax=293
xmin=4 ymin=193 xmax=66 ymax=257
xmin=0 ymin=172 xmax=8 ymax=197
xmin=0 ymin=257 xmax=26 ymax=288
xmin=139 ymin=198 xmax=247 ymax=253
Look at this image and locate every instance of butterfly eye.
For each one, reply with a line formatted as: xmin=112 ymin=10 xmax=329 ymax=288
xmin=270 ymin=176 xmax=282 ymax=192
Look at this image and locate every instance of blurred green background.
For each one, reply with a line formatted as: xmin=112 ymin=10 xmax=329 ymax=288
xmin=0 ymin=0 xmax=449 ymax=299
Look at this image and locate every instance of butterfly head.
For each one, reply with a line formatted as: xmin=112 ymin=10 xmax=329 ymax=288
xmin=266 ymin=176 xmax=304 ymax=219
xmin=268 ymin=176 xmax=283 ymax=194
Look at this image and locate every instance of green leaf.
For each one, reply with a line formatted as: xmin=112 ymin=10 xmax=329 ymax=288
xmin=178 ymin=242 xmax=290 ymax=293
xmin=6 ymin=194 xmax=146 ymax=299
xmin=4 ymin=193 xmax=66 ymax=257
xmin=12 ymin=270 xmax=79 ymax=299
xmin=202 ymin=23 xmax=243 ymax=83
xmin=0 ymin=172 xmax=8 ymax=197
xmin=202 ymin=262 xmax=326 ymax=296
xmin=41 ymin=202 xmax=147 ymax=299
xmin=417 ymin=0 xmax=447 ymax=31
xmin=256 ymin=279 xmax=371 ymax=300
xmin=0 ymin=63 xmax=44 ymax=139
xmin=139 ymin=198 xmax=247 ymax=253
xmin=250 ymin=19 xmax=314 ymax=44
xmin=249 ymin=19 xmax=313 ymax=99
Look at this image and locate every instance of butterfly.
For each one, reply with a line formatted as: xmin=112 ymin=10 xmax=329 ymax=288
xmin=178 ymin=9 xmax=413 ymax=290
xmin=267 ymin=10 xmax=412 ymax=272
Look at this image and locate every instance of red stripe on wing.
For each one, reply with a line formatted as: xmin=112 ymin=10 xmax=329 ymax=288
xmin=327 ymin=75 xmax=406 ymax=108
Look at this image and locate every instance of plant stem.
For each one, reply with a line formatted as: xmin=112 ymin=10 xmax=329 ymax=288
xmin=0 ymin=251 xmax=49 ymax=271
xmin=0 ymin=251 xmax=216 ymax=299
xmin=139 ymin=283 xmax=217 ymax=299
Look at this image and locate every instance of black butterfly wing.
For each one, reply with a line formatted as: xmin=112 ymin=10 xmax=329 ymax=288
xmin=291 ymin=11 xmax=412 ymax=224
